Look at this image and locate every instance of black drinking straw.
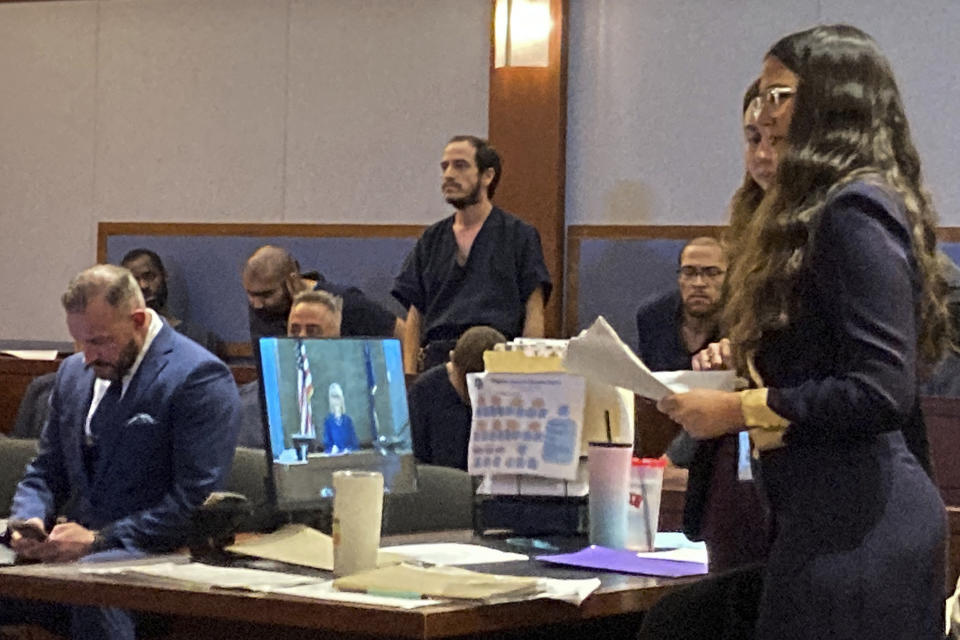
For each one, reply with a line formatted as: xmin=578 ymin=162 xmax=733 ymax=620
xmin=605 ymin=410 xmax=613 ymax=443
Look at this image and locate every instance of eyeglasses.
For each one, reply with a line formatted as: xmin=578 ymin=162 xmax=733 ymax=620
xmin=678 ymin=266 xmax=725 ymax=280
xmin=748 ymin=86 xmax=796 ymax=119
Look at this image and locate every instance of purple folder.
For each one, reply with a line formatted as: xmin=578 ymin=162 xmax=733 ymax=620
xmin=536 ymin=545 xmax=708 ymax=578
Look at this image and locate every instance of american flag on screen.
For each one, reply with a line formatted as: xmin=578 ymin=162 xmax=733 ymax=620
xmin=297 ymin=341 xmax=315 ymax=436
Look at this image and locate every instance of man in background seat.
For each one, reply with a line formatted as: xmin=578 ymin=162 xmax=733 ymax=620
xmin=243 ymin=245 xmax=401 ymax=349
xmin=121 ymin=248 xmax=224 ymax=358
xmin=408 ymin=326 xmax=505 ymax=471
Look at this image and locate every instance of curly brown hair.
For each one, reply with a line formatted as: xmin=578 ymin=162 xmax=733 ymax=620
xmin=723 ymin=25 xmax=951 ymax=371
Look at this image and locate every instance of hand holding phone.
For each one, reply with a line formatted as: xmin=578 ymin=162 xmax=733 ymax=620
xmin=8 ymin=518 xmax=48 ymax=543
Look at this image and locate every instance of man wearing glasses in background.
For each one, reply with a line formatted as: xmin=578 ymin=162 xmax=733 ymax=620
xmin=635 ymin=237 xmax=728 ymax=527
xmin=635 ymin=237 xmax=727 ymax=374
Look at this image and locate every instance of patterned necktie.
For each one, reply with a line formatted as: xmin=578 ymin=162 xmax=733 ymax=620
xmin=84 ymin=380 xmax=122 ymax=478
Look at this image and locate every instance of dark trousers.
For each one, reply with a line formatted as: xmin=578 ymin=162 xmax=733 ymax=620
xmin=636 ymin=564 xmax=764 ymax=640
xmin=0 ymin=549 xmax=143 ymax=640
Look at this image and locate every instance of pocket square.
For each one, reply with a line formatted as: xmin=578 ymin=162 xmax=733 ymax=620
xmin=125 ymin=413 xmax=158 ymax=427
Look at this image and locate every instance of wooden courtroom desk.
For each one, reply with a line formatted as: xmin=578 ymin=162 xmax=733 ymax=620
xmin=0 ymin=530 xmax=699 ymax=640
xmin=0 ymin=357 xmax=63 ymax=435
xmin=0 ymin=359 xmax=256 ymax=435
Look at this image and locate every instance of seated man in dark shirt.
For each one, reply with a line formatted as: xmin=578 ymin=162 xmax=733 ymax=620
xmin=635 ymin=237 xmax=726 ymax=374
xmin=121 ymin=248 xmax=224 ymax=358
xmin=392 ymin=135 xmax=552 ymax=373
xmin=408 ymin=326 xmax=505 ymax=471
xmin=243 ymin=244 xmax=402 ymax=348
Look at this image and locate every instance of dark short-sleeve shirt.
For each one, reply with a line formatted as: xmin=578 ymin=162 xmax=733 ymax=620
xmin=392 ymin=207 xmax=552 ymax=343
xmin=408 ymin=364 xmax=472 ymax=471
xmin=635 ymin=290 xmax=717 ymax=372
xmin=247 ymin=273 xmax=398 ymax=346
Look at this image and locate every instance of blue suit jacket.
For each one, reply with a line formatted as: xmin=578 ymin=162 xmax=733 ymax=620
xmin=10 ymin=322 xmax=241 ymax=552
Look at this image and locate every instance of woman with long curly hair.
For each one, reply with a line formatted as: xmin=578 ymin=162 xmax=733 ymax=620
xmin=658 ymin=25 xmax=951 ymax=638
xmin=665 ymin=79 xmax=775 ymax=575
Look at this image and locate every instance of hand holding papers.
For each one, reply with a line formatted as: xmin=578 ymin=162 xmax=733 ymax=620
xmin=564 ymin=317 xmax=739 ymax=400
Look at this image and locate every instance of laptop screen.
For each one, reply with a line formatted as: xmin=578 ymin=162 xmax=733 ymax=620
xmin=257 ymin=337 xmax=416 ymax=511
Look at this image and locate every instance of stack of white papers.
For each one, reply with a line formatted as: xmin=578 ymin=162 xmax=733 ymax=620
xmin=380 ymin=543 xmax=528 ymax=566
xmin=564 ymin=316 xmax=738 ymax=400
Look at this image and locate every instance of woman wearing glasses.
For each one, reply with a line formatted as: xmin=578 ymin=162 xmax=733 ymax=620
xmin=656 ymin=81 xmax=775 ymax=577
xmin=658 ymin=25 xmax=950 ymax=638
xmin=637 ymin=81 xmax=778 ymax=640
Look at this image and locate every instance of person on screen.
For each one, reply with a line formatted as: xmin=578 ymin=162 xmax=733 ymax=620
xmin=243 ymin=245 xmax=401 ymax=349
xmin=324 ymin=382 xmax=359 ymax=454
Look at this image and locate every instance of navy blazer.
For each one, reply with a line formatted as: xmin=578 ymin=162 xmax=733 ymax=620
xmin=10 ymin=321 xmax=241 ymax=552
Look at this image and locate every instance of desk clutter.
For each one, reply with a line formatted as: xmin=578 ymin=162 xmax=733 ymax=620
xmin=82 ymin=528 xmax=601 ymax=607
xmin=77 ymin=527 xmax=708 ymax=612
xmin=120 ymin=522 xmax=703 ymax=612
xmin=469 ymin=322 xmax=733 ymax=546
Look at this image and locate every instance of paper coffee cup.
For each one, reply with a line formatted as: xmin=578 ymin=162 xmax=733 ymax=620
xmin=332 ymin=470 xmax=383 ymax=576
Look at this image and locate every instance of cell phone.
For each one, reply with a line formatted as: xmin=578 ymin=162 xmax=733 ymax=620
xmin=8 ymin=519 xmax=47 ymax=542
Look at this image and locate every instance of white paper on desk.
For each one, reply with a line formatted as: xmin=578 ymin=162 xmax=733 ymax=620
xmin=634 ymin=547 xmax=709 ymax=566
xmin=565 ymin=317 xmax=737 ymax=400
xmin=380 ymin=543 xmax=527 ymax=566
xmin=263 ymin=580 xmax=445 ymax=609
xmin=475 ymin=459 xmax=590 ymax=497
xmin=534 ymin=577 xmax=601 ymax=606
xmin=82 ymin=561 xmax=321 ymax=590
xmin=653 ymin=531 xmax=707 ymax=551
xmin=1 ymin=349 xmax=58 ymax=361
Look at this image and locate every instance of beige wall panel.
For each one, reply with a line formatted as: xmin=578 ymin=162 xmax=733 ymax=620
xmin=0 ymin=1 xmax=98 ymax=341
xmin=95 ymin=0 xmax=287 ymax=223
xmin=566 ymin=0 xmax=816 ymax=225
xmin=284 ymin=0 xmax=489 ymax=224
xmin=821 ymin=0 xmax=960 ymax=226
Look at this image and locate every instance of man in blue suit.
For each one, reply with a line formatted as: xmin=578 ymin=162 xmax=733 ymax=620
xmin=2 ymin=264 xmax=241 ymax=639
